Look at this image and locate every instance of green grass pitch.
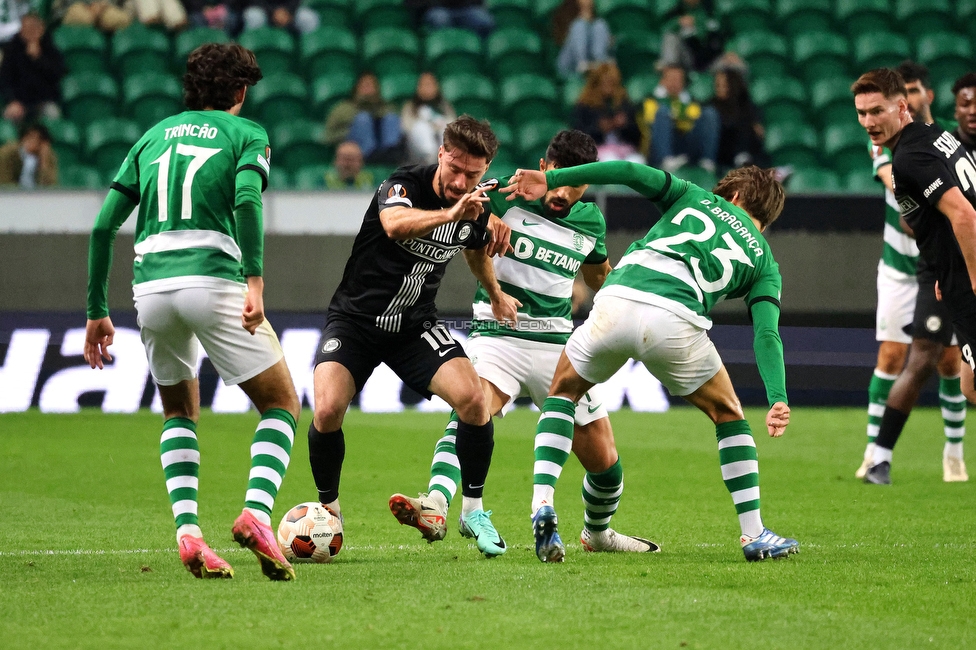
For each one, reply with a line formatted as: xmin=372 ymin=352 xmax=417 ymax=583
xmin=1 ymin=407 xmax=973 ymax=649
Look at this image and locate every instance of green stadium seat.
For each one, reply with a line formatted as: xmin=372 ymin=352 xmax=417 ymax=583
xmin=267 ymin=168 xmax=290 ymax=190
xmin=353 ymin=0 xmax=412 ymax=32
xmin=424 ymin=28 xmax=482 ymax=79
xmin=441 ymin=74 xmax=495 ymax=119
xmin=960 ymin=0 xmax=976 ymax=20
xmin=788 ymin=167 xmax=841 ymax=193
xmin=173 ymin=28 xmax=230 ymax=69
xmin=672 ymin=164 xmax=717 ymax=190
xmin=687 ymin=72 xmax=713 ymax=103
xmin=810 ymin=78 xmax=856 ymax=128
xmin=499 ymin=73 xmax=559 ymax=124
xmin=764 ymin=122 xmax=819 ymax=168
xmin=62 ymin=72 xmax=119 ymax=127
xmin=85 ymin=118 xmax=142 ymax=178
xmin=835 ymin=0 xmax=891 ymax=37
xmin=595 ymin=0 xmax=652 ymax=38
xmin=245 ymin=73 xmax=310 ymax=124
xmin=487 ymin=0 xmax=531 ymax=30
xmin=845 ymin=169 xmax=879 ymax=194
xmin=60 ymin=165 xmax=104 ymax=189
xmin=933 ymin=78 xmax=956 ymax=125
xmin=516 ymin=119 xmax=567 ymax=159
xmin=311 ymin=71 xmax=357 ymax=119
xmin=361 ymin=28 xmax=421 ymax=77
xmin=774 ymin=0 xmax=834 ymax=36
xmin=852 ymin=32 xmax=911 ymax=72
xmin=0 ymin=119 xmax=16 ymax=144
xmin=626 ymin=73 xmax=659 ymax=103
xmin=238 ymin=27 xmax=296 ymax=76
xmin=822 ymin=122 xmax=868 ymax=178
xmin=894 ymin=0 xmax=952 ymax=35
xmin=53 ymin=27 xmax=107 ymax=75
xmin=532 ymin=0 xmax=561 ymax=21
xmin=486 ymin=27 xmax=546 ymax=80
xmin=41 ymin=118 xmax=82 ymax=167
xmin=792 ymin=32 xmax=850 ymax=84
xmin=491 ymin=118 xmax=515 ymax=152
xmin=300 ymin=27 xmax=358 ymax=79
xmin=916 ymin=34 xmax=973 ymax=87
xmin=123 ymin=73 xmax=184 ymax=131
xmin=293 ymin=163 xmax=330 ymax=189
xmin=111 ymin=24 xmax=170 ymax=78
xmin=272 ymin=120 xmax=331 ymax=172
xmin=562 ymin=76 xmax=586 ymax=112
xmin=488 ymin=152 xmax=520 ymax=178
xmin=304 ymin=0 xmax=351 ymax=30
xmin=615 ymin=33 xmax=661 ymax=82
xmin=380 ymin=72 xmax=418 ymax=105
xmin=714 ymin=0 xmax=773 ymax=34
xmin=750 ymin=75 xmax=808 ymax=125
xmin=364 ymin=164 xmax=396 ymax=183
xmin=726 ymin=30 xmax=788 ymax=79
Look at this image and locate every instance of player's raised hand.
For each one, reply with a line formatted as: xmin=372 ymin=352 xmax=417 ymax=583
xmin=447 ymin=185 xmax=490 ymax=222
xmin=500 ymin=169 xmax=549 ymax=201
xmin=490 ymin=291 xmax=522 ymax=328
xmin=84 ymin=317 xmax=115 ymax=369
xmin=766 ymin=401 xmax=790 ymax=437
xmin=242 ymin=276 xmax=266 ymax=334
xmin=485 ymin=213 xmax=514 ymax=257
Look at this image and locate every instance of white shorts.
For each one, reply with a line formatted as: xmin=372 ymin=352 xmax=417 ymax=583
xmin=134 ymin=286 xmax=284 ymax=386
xmin=464 ymin=334 xmax=608 ymax=425
xmin=565 ymin=295 xmax=723 ymax=397
xmin=876 ymin=261 xmax=917 ymax=344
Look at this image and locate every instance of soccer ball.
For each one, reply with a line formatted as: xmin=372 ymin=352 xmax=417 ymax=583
xmin=276 ymin=502 xmax=343 ymax=563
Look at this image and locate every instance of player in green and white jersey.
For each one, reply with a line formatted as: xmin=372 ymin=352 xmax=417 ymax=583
xmin=505 ymin=161 xmax=799 ymax=562
xmin=84 ymin=43 xmax=301 ymax=581
xmin=389 ymin=131 xmax=660 ymax=557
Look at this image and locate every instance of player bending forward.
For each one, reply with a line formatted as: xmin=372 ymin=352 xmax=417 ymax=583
xmin=85 ymin=44 xmax=302 ymax=580
xmin=505 ymin=161 xmax=800 ymax=562
xmin=389 ymin=130 xmax=660 ymax=561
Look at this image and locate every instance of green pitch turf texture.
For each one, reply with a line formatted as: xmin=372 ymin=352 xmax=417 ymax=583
xmin=1 ymin=407 xmax=973 ymax=649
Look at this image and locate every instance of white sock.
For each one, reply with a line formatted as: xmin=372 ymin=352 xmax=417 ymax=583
xmin=245 ymin=507 xmax=271 ymax=526
xmin=871 ymin=446 xmax=893 ymax=465
xmin=739 ymin=511 xmax=763 ymax=539
xmin=428 ymin=490 xmax=448 ymax=511
xmin=531 ymin=485 xmax=555 ymax=516
xmin=323 ymin=499 xmax=341 ymax=515
xmin=945 ymin=441 xmax=964 ymax=460
xmin=461 ymin=496 xmax=483 ymax=516
xmin=864 ymin=442 xmax=876 ymax=460
xmin=176 ymin=524 xmax=203 ymax=542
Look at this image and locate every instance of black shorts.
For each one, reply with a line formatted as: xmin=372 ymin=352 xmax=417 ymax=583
xmin=313 ymin=317 xmax=468 ymax=399
xmin=909 ymin=272 xmax=955 ymax=346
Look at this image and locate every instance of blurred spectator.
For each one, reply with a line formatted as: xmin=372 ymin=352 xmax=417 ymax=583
xmin=0 ymin=0 xmax=30 ymax=51
xmin=0 ymin=121 xmax=58 ymax=187
xmin=659 ymin=0 xmax=724 ymax=73
xmin=53 ymin=0 xmax=133 ymax=33
xmin=0 ymin=13 xmax=64 ymax=124
xmin=131 ymin=0 xmax=188 ymax=31
xmin=184 ymin=0 xmax=242 ymax=36
xmin=710 ymin=67 xmax=769 ymax=169
xmin=571 ymin=62 xmax=643 ymax=163
xmin=409 ymin=1 xmax=494 ymax=39
xmin=401 ymin=71 xmax=456 ymax=165
xmin=553 ymin=0 xmax=611 ymax=81
xmin=641 ymin=63 xmax=719 ymax=172
xmin=242 ymin=0 xmax=318 ymax=35
xmin=325 ymin=71 xmax=404 ymax=164
xmin=324 ymin=140 xmax=375 ymax=190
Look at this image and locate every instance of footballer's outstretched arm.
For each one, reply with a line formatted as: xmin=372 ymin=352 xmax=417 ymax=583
xmin=750 ymin=299 xmax=789 ymax=437
xmin=503 ymin=161 xmax=671 ymax=202
xmin=380 ymin=186 xmax=489 ymax=240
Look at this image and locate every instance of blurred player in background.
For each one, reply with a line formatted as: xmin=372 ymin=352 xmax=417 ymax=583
xmin=389 ymin=130 xmax=660 ymax=561
xmin=84 ymin=43 xmax=302 ymax=581
xmin=505 ymin=161 xmax=799 ymax=563
xmin=307 ymin=116 xmax=517 ymax=558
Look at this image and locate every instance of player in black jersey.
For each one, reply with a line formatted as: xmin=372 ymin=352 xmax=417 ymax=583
xmin=854 ymin=69 xmax=976 ymax=484
xmin=307 ymin=116 xmax=519 ymax=557
xmin=854 ymin=63 xmax=968 ymax=485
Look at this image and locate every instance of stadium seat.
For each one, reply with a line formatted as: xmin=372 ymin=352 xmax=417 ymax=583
xmin=916 ymin=34 xmax=973 ymax=87
xmin=52 ymin=26 xmax=107 ymax=75
xmin=238 ymin=27 xmax=296 ymax=76
xmin=532 ymin=0 xmax=561 ymax=21
xmin=272 ymin=120 xmax=331 ymax=173
xmin=750 ymin=75 xmax=808 ymax=126
xmin=245 ymin=73 xmax=310 ymax=124
xmin=486 ymin=27 xmax=546 ymax=80
xmin=788 ymin=167 xmax=841 ymax=193
xmin=300 ymin=27 xmax=358 ymax=79
xmin=933 ymin=78 xmax=957 ymax=125
xmin=304 ymin=0 xmax=351 ymax=30
xmin=293 ymin=163 xmax=330 ymax=189
xmin=726 ymin=30 xmax=788 ymax=80
xmin=792 ymin=31 xmax=850 ymax=84
xmin=42 ymin=118 xmax=82 ymax=167
xmin=60 ymin=165 xmax=104 ymax=189
xmin=361 ymin=28 xmax=421 ymax=77
xmin=85 ymin=118 xmax=142 ymax=178
xmin=672 ymin=165 xmax=717 ymax=190
xmin=62 ymin=72 xmax=119 ymax=127
xmin=810 ymin=78 xmax=855 ymax=128
xmin=424 ymin=28 xmax=482 ymax=79
xmin=441 ymin=74 xmax=496 ymax=119
xmin=845 ymin=169 xmax=879 ymax=194
xmin=173 ymin=28 xmax=230 ymax=69
xmin=822 ymin=122 xmax=868 ymax=178
xmin=380 ymin=72 xmax=418 ymax=105
xmin=852 ymin=32 xmax=911 ymax=72
xmin=364 ymin=164 xmax=396 ymax=183
xmin=267 ymin=167 xmax=290 ymax=190
xmin=764 ymin=122 xmax=819 ymax=168
xmin=960 ymin=0 xmax=976 ymax=20
xmin=615 ymin=33 xmax=661 ymax=82
xmin=687 ymin=72 xmax=713 ymax=103
xmin=491 ymin=119 xmax=515 ymax=152
xmin=774 ymin=0 xmax=834 ymax=36
xmin=311 ymin=71 xmax=357 ymax=119
xmin=835 ymin=0 xmax=892 ymax=37
xmin=487 ymin=0 xmax=531 ymax=30
xmin=596 ymin=0 xmax=652 ymax=39
xmin=894 ymin=0 xmax=952 ymax=35
xmin=498 ymin=73 xmax=559 ymax=124
xmin=122 ymin=73 xmax=184 ymax=131
xmin=352 ymin=0 xmax=412 ymax=32
xmin=516 ymin=119 xmax=567 ymax=159
xmin=0 ymin=119 xmax=16 ymax=144
xmin=714 ymin=0 xmax=773 ymax=34
xmin=626 ymin=73 xmax=659 ymax=103
xmin=562 ymin=76 xmax=585 ymax=113
xmin=111 ymin=24 xmax=170 ymax=79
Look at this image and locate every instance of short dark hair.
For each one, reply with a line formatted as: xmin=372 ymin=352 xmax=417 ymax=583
xmin=443 ymin=115 xmax=498 ymax=162
xmin=183 ymin=43 xmax=262 ymax=111
xmin=895 ymin=60 xmax=931 ymax=89
xmin=19 ymin=122 xmax=50 ymax=142
xmin=851 ymin=68 xmax=907 ymax=100
xmin=713 ymin=165 xmax=785 ymax=229
xmin=952 ymin=73 xmax=976 ymax=96
xmin=545 ymin=129 xmax=598 ymax=168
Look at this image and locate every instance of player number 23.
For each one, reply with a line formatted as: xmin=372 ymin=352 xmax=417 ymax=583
xmin=150 ymin=144 xmax=222 ymax=222
xmin=649 ymin=207 xmax=753 ymax=293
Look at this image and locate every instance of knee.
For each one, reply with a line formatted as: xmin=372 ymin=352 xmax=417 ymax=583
xmin=453 ymin=388 xmax=489 ymax=425
xmin=313 ymin=398 xmax=347 ymax=432
xmin=705 ymin=396 xmax=744 ymax=424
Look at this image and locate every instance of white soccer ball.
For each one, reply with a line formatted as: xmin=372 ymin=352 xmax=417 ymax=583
xmin=276 ymin=502 xmax=343 ymax=563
